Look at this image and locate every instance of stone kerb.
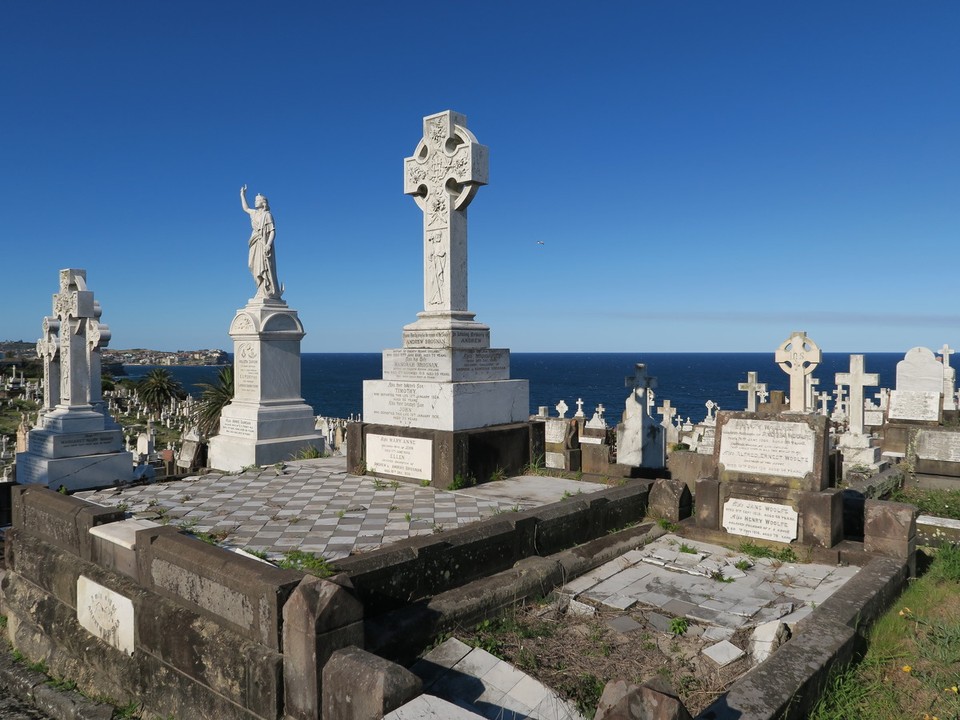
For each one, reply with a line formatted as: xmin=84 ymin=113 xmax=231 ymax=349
xmin=3 ymin=530 xmax=285 ymax=719
xmin=11 ymin=485 xmax=125 ymax=559
xmin=334 ymin=482 xmax=651 ymax=616
xmin=713 ymin=411 xmax=830 ymax=493
xmin=135 ymin=528 xmax=303 ymax=651
xmin=282 ymin=577 xmax=366 ymax=720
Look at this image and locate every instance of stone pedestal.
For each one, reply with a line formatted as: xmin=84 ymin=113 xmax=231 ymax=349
xmin=838 ymin=433 xmax=884 ymax=478
xmin=208 ymin=299 xmax=324 ymax=472
xmin=355 ymin=111 xmax=530 ymax=487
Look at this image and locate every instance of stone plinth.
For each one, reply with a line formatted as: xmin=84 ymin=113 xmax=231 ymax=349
xmin=208 ymin=299 xmax=324 ymax=472
xmin=354 ymin=111 xmax=530 ymax=486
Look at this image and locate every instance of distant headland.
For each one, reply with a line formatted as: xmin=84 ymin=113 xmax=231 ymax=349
xmin=0 ymin=341 xmax=228 ymax=367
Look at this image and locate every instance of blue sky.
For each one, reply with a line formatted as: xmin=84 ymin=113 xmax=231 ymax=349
xmin=3 ymin=2 xmax=958 ymax=353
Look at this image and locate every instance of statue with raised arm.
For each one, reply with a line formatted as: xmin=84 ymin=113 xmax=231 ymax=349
xmin=241 ymin=185 xmax=282 ymax=300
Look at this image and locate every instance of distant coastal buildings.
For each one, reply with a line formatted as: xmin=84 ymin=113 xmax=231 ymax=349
xmin=0 ymin=341 xmax=228 ymax=368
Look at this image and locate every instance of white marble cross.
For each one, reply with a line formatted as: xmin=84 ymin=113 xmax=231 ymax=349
xmin=832 ymin=386 xmax=847 ymax=419
xmin=657 ymin=399 xmax=676 ymax=427
xmin=52 ymin=269 xmax=96 ymax=409
xmin=940 ymin=344 xmax=957 ymax=411
xmin=757 ymin=388 xmax=769 ymax=404
xmin=806 ymin=376 xmax=820 ymax=414
xmin=737 ymin=371 xmax=766 ymax=412
xmin=774 ymin=331 xmax=821 ymax=412
xmin=404 ymin=111 xmax=488 ymax=319
xmin=574 ymin=398 xmax=585 ymax=418
xmin=36 ymin=316 xmax=61 ymax=412
xmin=835 ymin=354 xmax=879 ymax=435
xmin=556 ymin=399 xmax=569 ymax=419
xmin=874 ymin=388 xmax=890 ymax=410
xmin=817 ymin=391 xmax=830 ymax=416
xmin=940 ymin=344 xmax=954 ymax=368
xmin=704 ymin=400 xmax=718 ymax=424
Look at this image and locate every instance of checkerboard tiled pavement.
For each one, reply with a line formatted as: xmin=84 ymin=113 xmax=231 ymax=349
xmin=76 ymin=457 xmax=601 ymax=561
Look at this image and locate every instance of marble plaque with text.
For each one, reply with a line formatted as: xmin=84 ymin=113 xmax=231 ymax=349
xmin=77 ymin=575 xmax=135 ymax=655
xmin=718 ymin=418 xmax=815 ymax=478
xmin=722 ymin=498 xmax=798 ymax=543
xmin=367 ymin=434 xmax=433 ymax=482
xmin=916 ymin=430 xmax=960 ymax=463
xmin=888 ymin=390 xmax=941 ymax=422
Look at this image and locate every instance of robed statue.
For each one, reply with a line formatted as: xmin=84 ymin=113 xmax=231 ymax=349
xmin=241 ymin=185 xmax=282 ymax=299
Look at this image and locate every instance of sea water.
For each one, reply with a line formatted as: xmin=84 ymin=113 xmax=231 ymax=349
xmin=123 ymin=352 xmax=904 ymax=424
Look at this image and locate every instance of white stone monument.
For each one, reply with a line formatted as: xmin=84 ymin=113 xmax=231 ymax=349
xmin=774 ymin=331 xmax=821 ymax=413
xmin=207 ymin=188 xmax=324 ymax=472
xmin=616 ymin=364 xmax=665 ymax=468
xmin=889 ymin=346 xmax=943 ymax=422
xmin=16 ymin=269 xmax=132 ymax=490
xmin=835 ymin=354 xmax=883 ymax=472
xmin=737 ymin=371 xmax=766 ymax=412
xmin=357 ymin=111 xmax=529 ymax=486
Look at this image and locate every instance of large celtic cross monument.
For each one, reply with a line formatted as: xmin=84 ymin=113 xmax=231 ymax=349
xmin=404 ymin=110 xmax=488 ymax=327
xmin=775 ymin=331 xmax=821 ymax=412
xmin=357 ymin=110 xmax=529 ymax=488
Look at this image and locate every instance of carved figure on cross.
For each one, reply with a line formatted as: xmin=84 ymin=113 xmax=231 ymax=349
xmin=774 ymin=331 xmax=821 ymax=412
xmin=404 ymin=111 xmax=488 ymax=321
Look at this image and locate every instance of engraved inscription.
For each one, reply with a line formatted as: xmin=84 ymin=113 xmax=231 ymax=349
xmin=722 ymin=498 xmax=798 ymax=543
xmin=916 ymin=430 xmax=960 ymax=463
xmin=77 ymin=576 xmax=134 ymax=655
xmin=544 ymin=420 xmax=568 ymax=444
xmin=234 ymin=342 xmax=260 ymax=397
xmin=888 ymin=390 xmax=940 ymax=421
xmin=545 ymin=451 xmax=565 ymax=469
xmin=366 ymin=434 xmax=432 ymax=481
xmin=366 ymin=382 xmax=442 ymax=426
xmin=220 ymin=416 xmax=257 ymax=438
xmin=151 ymin=558 xmax=254 ymax=630
xmin=718 ymin=419 xmax=815 ymax=478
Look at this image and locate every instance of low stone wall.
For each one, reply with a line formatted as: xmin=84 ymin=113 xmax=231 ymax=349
xmin=2 ymin=486 xmax=361 ymax=720
xmin=335 ymin=481 xmax=652 ymax=616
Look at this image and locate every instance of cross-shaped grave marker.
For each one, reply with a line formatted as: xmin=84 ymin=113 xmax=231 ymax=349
xmin=556 ymin=399 xmax=569 ymax=419
xmin=775 ymin=331 xmax=821 ymax=412
xmin=404 ymin=111 xmax=488 ymax=320
xmin=52 ymin=269 xmax=96 ymax=409
xmin=574 ymin=398 xmax=585 ymax=419
xmin=806 ymin=376 xmax=820 ymax=413
xmin=657 ymin=399 xmax=677 ymax=428
xmin=832 ymin=386 xmax=847 ymax=419
xmin=835 ymin=354 xmax=880 ymax=435
xmin=940 ymin=344 xmax=957 ymax=411
xmin=816 ymin=391 xmax=830 ymax=416
xmin=737 ymin=371 xmax=767 ymax=412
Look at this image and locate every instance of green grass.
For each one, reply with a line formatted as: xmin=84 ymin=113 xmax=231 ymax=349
xmin=277 ymin=550 xmax=335 ymax=577
xmin=737 ymin=540 xmax=798 ymax=563
xmin=810 ymin=544 xmax=960 ymax=720
xmin=889 ymin=486 xmax=960 ymax=521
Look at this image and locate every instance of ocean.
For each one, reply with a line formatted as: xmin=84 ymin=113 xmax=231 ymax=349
xmin=121 ymin=352 xmax=905 ymax=424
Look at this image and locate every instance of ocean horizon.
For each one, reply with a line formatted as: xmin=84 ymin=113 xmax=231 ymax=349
xmin=121 ymin=352 xmax=906 ymax=425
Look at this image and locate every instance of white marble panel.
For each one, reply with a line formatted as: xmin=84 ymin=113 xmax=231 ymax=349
xmin=718 ymin=419 xmax=814 ymax=478
xmin=366 ymin=434 xmax=433 ymax=482
xmin=77 ymin=575 xmax=135 ymax=655
xmin=382 ymin=348 xmax=509 ymax=382
xmin=722 ymin=498 xmax=798 ymax=543
xmin=888 ymin=390 xmax=940 ymax=421
xmin=916 ymin=430 xmax=960 ymax=462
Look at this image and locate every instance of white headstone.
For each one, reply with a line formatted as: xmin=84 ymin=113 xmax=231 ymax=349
xmin=737 ymin=371 xmax=766 ymax=413
xmin=835 ymin=354 xmax=879 ymax=436
xmin=774 ymin=331 xmax=821 ymax=412
xmin=896 ymin=347 xmax=944 ymax=394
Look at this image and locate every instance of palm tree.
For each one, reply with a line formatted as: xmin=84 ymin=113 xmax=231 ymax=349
xmin=194 ymin=366 xmax=233 ymax=439
xmin=137 ymin=368 xmax=185 ymax=414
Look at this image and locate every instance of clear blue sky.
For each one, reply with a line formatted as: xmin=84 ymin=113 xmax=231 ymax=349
xmin=3 ymin=2 xmax=958 ymax=353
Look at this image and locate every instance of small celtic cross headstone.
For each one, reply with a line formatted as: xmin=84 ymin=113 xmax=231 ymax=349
xmin=556 ymin=399 xmax=569 ymax=419
xmin=404 ymin=110 xmax=488 ymax=319
xmin=774 ymin=331 xmax=821 ymax=412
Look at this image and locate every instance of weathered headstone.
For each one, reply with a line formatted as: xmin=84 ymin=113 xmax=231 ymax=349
xmin=697 ymin=409 xmax=840 ymax=548
xmin=616 ymin=364 xmax=665 ymax=468
xmin=354 ymin=111 xmax=529 ymax=487
xmin=737 ymin=371 xmax=766 ymax=413
xmin=208 ymin=189 xmax=325 ymax=471
xmin=16 ymin=270 xmax=132 ymax=490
